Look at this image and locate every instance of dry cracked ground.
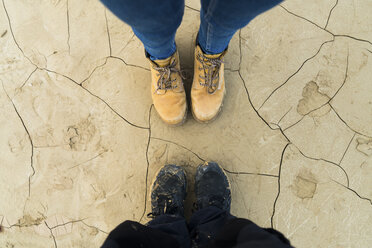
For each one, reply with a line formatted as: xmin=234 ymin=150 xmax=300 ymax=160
xmin=0 ymin=0 xmax=371 ymax=247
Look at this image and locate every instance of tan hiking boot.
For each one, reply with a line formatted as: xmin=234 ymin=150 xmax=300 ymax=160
xmin=149 ymin=51 xmax=187 ymax=126
xmin=191 ymin=45 xmax=227 ymax=123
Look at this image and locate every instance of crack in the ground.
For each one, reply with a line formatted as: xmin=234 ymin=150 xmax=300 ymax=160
xmin=279 ymin=5 xmax=334 ymax=36
xmin=277 ymin=107 xmax=292 ymax=125
xmin=104 ymin=9 xmax=112 ymax=56
xmin=185 ymin=5 xmax=199 ymax=12
xmin=223 ymin=168 xmax=278 ymax=178
xmin=296 ymin=145 xmax=350 ymax=187
xmin=334 ymin=34 xmax=372 ymax=46
xmin=150 ymin=137 xmax=205 ymax=162
xmin=325 ymin=0 xmax=338 ymax=29
xmin=3 ymin=0 xmax=157 ymax=131
xmin=118 ymin=33 xmax=136 ymax=54
xmin=110 ymin=55 xmax=150 ymax=71
xmin=80 ymin=84 xmax=149 ymax=129
xmin=270 ymin=143 xmax=290 ymax=228
xmin=280 ymin=4 xmax=372 ymax=47
xmin=282 ymin=117 xmax=302 ymax=132
xmin=259 ymin=41 xmax=348 ymax=134
xmin=328 ymin=49 xmax=349 ymax=101
xmin=43 ymin=67 xmax=79 ymax=84
xmin=0 ymin=216 xmax=4 ymax=232
xmin=68 ymin=150 xmax=108 ymax=170
xmin=238 ymin=71 xmax=279 ymax=132
xmin=2 ymin=215 xmax=108 ymax=240
xmin=66 ymin=0 xmax=70 ymax=54
xmin=269 ymin=123 xmax=291 ymax=143
xmin=49 ymin=218 xmax=85 ymax=230
xmin=236 ymin=36 xmax=366 ymax=221
xmin=150 ymin=137 xmax=279 ymax=178
xmin=3 ymin=0 xmax=370 ymax=235
xmin=274 ymin=108 xmax=353 ymax=187
xmin=237 ymin=29 xmax=289 ymax=137
xmin=2 ymin=221 xmax=41 ymax=229
xmin=330 ymin=104 xmax=372 ymax=139
xmin=80 ymin=54 xmax=150 ymax=87
xmin=2 ymin=83 xmax=35 ymax=197
xmin=282 ymin=50 xmax=348 ymax=133
xmin=3 ymin=0 xmax=150 ymax=130
xmin=339 ymin=133 xmax=355 ymax=165
xmin=40 ymin=68 xmax=149 ymax=129
xmin=15 ymin=67 xmax=38 ymax=95
xmin=44 ymin=221 xmax=57 ymax=248
xmin=258 ymin=38 xmax=335 ymax=110
xmin=80 ymin=57 xmax=109 ymax=86
xmin=2 ymin=0 xmax=38 ymax=68
xmin=1 ymin=29 xmax=7 ymax=37
xmin=139 ymin=104 xmax=153 ymax=222
xmin=81 ymin=220 xmax=108 ymax=234
xmin=333 ymin=180 xmax=372 ymax=205
xmin=234 ymin=179 xmax=250 ymax=215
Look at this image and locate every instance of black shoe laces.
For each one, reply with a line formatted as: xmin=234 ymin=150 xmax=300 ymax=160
xmin=147 ymin=195 xmax=181 ymax=218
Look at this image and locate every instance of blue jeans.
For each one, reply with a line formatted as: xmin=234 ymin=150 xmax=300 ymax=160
xmin=100 ymin=0 xmax=282 ymax=60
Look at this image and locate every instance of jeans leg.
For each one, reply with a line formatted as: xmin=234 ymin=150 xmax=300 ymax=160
xmin=148 ymin=214 xmax=191 ymax=248
xmin=100 ymin=0 xmax=185 ymax=60
xmin=198 ymin=0 xmax=283 ymax=54
xmin=188 ymin=206 xmax=235 ymax=247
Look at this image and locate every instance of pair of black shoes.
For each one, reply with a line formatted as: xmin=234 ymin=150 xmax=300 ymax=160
xmin=150 ymin=161 xmax=231 ymax=217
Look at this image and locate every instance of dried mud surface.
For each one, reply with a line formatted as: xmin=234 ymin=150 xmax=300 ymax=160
xmin=1 ymin=0 xmax=371 ymax=247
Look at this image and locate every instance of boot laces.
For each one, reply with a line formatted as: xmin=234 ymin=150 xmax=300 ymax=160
xmin=153 ymin=60 xmax=183 ymax=94
xmin=147 ymin=195 xmax=180 ymax=218
xmin=197 ymin=53 xmax=223 ymax=95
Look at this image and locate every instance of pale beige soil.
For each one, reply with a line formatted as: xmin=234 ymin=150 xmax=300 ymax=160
xmin=0 ymin=0 xmax=371 ymax=247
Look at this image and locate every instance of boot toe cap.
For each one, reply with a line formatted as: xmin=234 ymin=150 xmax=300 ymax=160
xmin=154 ymin=98 xmax=187 ymax=125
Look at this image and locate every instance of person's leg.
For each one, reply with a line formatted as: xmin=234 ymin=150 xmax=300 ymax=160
xmin=189 ymin=206 xmax=235 ymax=246
xmin=147 ymin=164 xmax=191 ymax=247
xmin=198 ymin=0 xmax=283 ymax=54
xmin=100 ymin=0 xmax=185 ymax=60
xmin=147 ymin=215 xmax=191 ymax=248
xmin=102 ymin=164 xmax=191 ymax=248
xmin=188 ymin=162 xmax=233 ymax=246
xmin=100 ymin=0 xmax=187 ymax=126
xmin=189 ymin=162 xmax=292 ymax=247
xmin=101 ymin=220 xmax=182 ymax=248
xmin=191 ymin=0 xmax=282 ymax=123
xmin=189 ymin=207 xmax=292 ymax=248
xmin=209 ymin=218 xmax=292 ymax=248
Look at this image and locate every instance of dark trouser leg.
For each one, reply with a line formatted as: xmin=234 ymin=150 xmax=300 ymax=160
xmin=210 ymin=218 xmax=292 ymax=248
xmin=198 ymin=0 xmax=283 ymax=54
xmin=148 ymin=215 xmax=191 ymax=248
xmin=189 ymin=206 xmax=292 ymax=248
xmin=189 ymin=206 xmax=235 ymax=247
xmin=101 ymin=215 xmax=191 ymax=248
xmin=100 ymin=0 xmax=185 ymax=60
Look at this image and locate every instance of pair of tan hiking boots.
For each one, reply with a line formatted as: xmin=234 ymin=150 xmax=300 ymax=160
xmin=149 ymin=45 xmax=227 ymax=126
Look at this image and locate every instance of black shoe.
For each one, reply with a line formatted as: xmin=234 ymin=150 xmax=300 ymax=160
xmin=149 ymin=164 xmax=187 ymax=217
xmin=195 ymin=161 xmax=231 ymax=211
